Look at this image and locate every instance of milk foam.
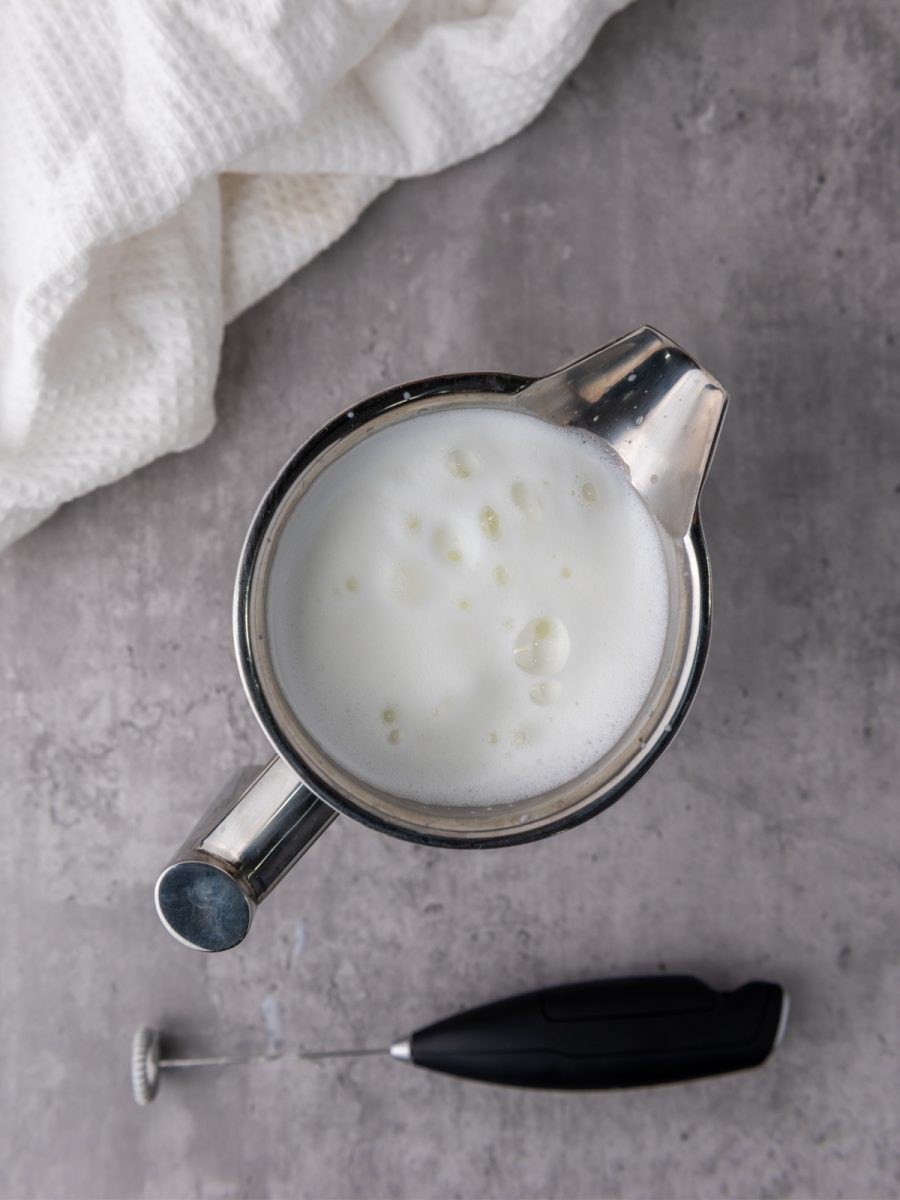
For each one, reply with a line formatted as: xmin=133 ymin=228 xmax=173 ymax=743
xmin=266 ymin=408 xmax=669 ymax=806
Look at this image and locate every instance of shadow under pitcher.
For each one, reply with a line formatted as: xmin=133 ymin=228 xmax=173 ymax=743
xmin=155 ymin=327 xmax=728 ymax=951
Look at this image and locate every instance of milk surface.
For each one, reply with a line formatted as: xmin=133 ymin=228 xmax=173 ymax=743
xmin=266 ymin=408 xmax=669 ymax=806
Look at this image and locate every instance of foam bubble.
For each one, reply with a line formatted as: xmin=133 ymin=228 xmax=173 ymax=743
xmin=513 ymin=616 xmax=570 ymax=676
xmin=479 ymin=506 xmax=501 ymax=540
xmin=511 ymin=480 xmax=543 ymax=523
xmin=447 ymin=448 xmax=477 ymax=479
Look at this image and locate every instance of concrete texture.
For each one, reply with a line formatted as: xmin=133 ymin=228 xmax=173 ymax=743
xmin=2 ymin=0 xmax=899 ymax=1196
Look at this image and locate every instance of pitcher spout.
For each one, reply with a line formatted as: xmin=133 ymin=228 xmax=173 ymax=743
xmin=519 ymin=327 xmax=728 ymax=538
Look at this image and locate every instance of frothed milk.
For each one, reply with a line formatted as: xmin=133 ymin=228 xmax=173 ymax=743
xmin=266 ymin=408 xmax=669 ymax=806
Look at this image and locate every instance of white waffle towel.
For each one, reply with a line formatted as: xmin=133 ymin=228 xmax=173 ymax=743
xmin=0 ymin=0 xmax=630 ymax=550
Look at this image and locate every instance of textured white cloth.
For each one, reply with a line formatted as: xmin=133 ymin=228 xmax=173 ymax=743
xmin=0 ymin=0 xmax=630 ymax=551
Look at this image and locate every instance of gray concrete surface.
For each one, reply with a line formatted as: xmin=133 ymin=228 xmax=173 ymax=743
xmin=3 ymin=0 xmax=900 ymax=1196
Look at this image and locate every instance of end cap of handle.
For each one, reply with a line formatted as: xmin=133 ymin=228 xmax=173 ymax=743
xmin=155 ymin=861 xmax=254 ymax=952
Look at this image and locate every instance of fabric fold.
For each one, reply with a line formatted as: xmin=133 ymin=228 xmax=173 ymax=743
xmin=0 ymin=0 xmax=632 ymax=551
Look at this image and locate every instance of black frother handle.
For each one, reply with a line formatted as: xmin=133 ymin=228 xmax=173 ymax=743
xmin=408 ymin=976 xmax=786 ymax=1090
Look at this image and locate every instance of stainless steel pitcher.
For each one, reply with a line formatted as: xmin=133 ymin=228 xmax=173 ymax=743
xmin=156 ymin=327 xmax=727 ymax=951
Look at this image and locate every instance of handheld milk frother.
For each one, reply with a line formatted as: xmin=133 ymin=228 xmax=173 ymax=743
xmin=132 ymin=974 xmax=788 ymax=1104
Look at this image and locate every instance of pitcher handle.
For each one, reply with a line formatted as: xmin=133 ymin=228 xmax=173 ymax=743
xmin=155 ymin=757 xmax=338 ymax=951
